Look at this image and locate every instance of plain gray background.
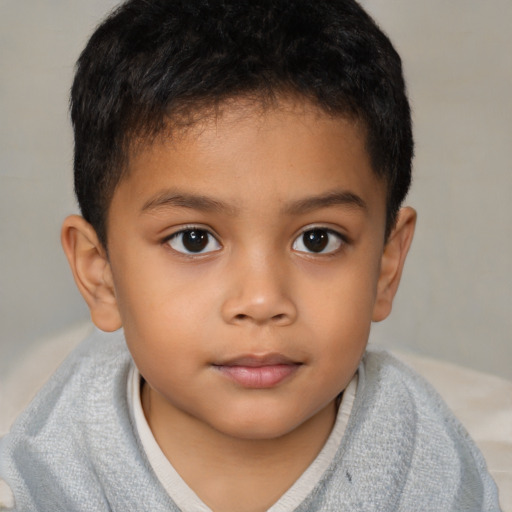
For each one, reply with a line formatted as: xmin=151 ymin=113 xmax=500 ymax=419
xmin=1 ymin=0 xmax=511 ymax=381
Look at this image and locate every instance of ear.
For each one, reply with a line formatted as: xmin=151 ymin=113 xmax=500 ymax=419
xmin=61 ymin=215 xmax=122 ymax=332
xmin=372 ymin=207 xmax=416 ymax=322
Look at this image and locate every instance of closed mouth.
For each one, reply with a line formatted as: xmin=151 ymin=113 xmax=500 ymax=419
xmin=214 ymin=353 xmax=299 ymax=367
xmin=212 ymin=354 xmax=302 ymax=388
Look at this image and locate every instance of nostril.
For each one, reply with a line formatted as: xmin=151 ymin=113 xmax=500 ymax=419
xmin=233 ymin=313 xmax=287 ymax=323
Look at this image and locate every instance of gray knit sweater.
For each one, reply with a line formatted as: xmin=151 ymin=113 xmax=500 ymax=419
xmin=0 ymin=329 xmax=500 ymax=511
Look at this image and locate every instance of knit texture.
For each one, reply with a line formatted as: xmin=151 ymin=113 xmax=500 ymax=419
xmin=0 ymin=329 xmax=500 ymax=511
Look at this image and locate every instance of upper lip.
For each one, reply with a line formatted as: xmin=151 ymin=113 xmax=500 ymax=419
xmin=213 ymin=353 xmax=299 ymax=367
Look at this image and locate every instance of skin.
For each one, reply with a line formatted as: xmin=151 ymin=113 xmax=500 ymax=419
xmin=62 ymin=97 xmax=416 ymax=512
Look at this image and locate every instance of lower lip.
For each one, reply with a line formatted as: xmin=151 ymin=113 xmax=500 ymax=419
xmin=215 ymin=364 xmax=300 ymax=388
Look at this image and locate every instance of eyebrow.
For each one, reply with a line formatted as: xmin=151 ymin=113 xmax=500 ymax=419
xmin=141 ymin=191 xmax=238 ymax=215
xmin=283 ymin=190 xmax=367 ymax=215
xmin=141 ymin=189 xmax=367 ymax=216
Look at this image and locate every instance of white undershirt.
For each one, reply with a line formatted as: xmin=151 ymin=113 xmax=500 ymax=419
xmin=128 ymin=366 xmax=357 ymax=512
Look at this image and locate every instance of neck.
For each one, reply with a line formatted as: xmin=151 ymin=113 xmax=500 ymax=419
xmin=142 ymin=382 xmax=337 ymax=512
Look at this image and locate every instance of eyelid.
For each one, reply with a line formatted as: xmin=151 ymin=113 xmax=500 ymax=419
xmin=293 ymin=224 xmax=349 ymax=242
xmin=292 ymin=225 xmax=348 ymax=255
xmin=162 ymin=224 xmax=222 ymax=255
xmin=162 ymin=223 xmax=219 ymax=238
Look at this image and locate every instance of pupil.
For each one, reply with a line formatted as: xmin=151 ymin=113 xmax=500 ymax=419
xmin=303 ymin=230 xmax=328 ymax=252
xmin=183 ymin=230 xmax=208 ymax=252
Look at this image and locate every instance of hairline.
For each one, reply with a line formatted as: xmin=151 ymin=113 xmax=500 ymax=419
xmin=99 ymin=91 xmax=392 ymax=250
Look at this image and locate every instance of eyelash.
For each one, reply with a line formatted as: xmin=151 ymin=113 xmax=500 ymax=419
xmin=164 ymin=226 xmax=221 ymax=255
xmin=292 ymin=227 xmax=347 ymax=256
xmin=162 ymin=225 xmax=348 ymax=256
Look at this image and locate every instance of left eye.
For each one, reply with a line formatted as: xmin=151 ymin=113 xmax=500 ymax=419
xmin=166 ymin=229 xmax=221 ymax=254
xmin=292 ymin=228 xmax=344 ymax=254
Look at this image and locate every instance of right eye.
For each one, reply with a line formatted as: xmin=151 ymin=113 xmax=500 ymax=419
xmin=166 ymin=229 xmax=221 ymax=255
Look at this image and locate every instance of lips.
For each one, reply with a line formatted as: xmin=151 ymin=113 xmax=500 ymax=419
xmin=213 ymin=354 xmax=302 ymax=388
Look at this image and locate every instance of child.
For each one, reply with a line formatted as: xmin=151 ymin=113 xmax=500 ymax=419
xmin=0 ymin=0 xmax=500 ymax=510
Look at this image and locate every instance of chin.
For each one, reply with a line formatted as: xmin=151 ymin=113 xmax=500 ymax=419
xmin=210 ymin=410 xmax=308 ymax=442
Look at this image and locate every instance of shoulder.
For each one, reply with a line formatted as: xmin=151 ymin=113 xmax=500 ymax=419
xmin=5 ymin=328 xmax=131 ymax=437
xmin=0 ymin=329 xmax=144 ymax=510
xmin=358 ymin=347 xmax=492 ymax=475
xmin=360 ymin=346 xmax=457 ymax=414
xmin=355 ymin=348 xmax=500 ymax=510
xmin=296 ymin=348 xmax=500 ymax=512
xmin=359 ymin=347 xmax=492 ymax=457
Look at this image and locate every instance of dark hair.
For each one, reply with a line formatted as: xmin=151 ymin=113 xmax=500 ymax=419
xmin=71 ymin=0 xmax=413 ymax=247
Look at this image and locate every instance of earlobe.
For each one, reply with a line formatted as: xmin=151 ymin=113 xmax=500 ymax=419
xmin=61 ymin=215 xmax=122 ymax=332
xmin=372 ymin=207 xmax=416 ymax=322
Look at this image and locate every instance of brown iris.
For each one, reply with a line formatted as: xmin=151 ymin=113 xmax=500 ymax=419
xmin=302 ymin=229 xmax=329 ymax=252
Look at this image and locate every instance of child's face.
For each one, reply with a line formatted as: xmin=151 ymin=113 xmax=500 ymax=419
xmin=103 ymin=98 xmax=402 ymax=440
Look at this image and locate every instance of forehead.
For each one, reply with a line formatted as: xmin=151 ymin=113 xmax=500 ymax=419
xmin=112 ymin=97 xmax=386 ymax=224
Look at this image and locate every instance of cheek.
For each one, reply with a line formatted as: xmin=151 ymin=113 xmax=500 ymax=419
xmin=297 ymin=258 xmax=379 ymax=368
xmin=300 ymin=260 xmax=380 ymax=330
xmin=113 ymin=248 xmax=215 ymax=323
xmin=113 ymin=259 xmax=224 ymax=369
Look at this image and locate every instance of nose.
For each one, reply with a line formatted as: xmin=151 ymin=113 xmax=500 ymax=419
xmin=221 ymin=253 xmax=298 ymax=327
